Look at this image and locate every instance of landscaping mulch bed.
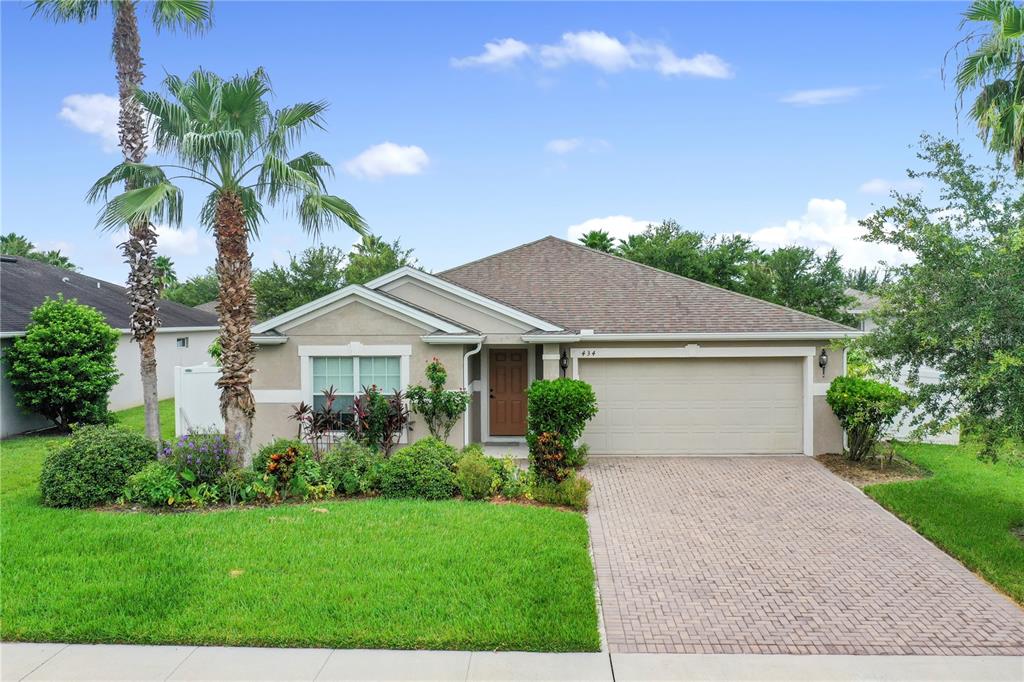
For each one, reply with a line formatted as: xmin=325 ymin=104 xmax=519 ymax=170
xmin=816 ymin=452 xmax=929 ymax=487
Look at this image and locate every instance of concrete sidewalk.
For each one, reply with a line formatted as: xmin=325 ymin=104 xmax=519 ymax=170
xmin=3 ymin=643 xmax=1022 ymax=682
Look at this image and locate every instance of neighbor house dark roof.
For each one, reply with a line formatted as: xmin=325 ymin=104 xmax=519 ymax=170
xmin=0 ymin=256 xmax=219 ymax=335
xmin=440 ymin=236 xmax=856 ymax=335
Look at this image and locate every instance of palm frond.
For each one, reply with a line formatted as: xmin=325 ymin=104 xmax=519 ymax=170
xmin=296 ymin=193 xmax=368 ymax=239
xmin=266 ymin=101 xmax=328 ymax=154
xmin=254 ymin=154 xmax=319 ymax=202
xmin=962 ymin=0 xmax=1012 ymax=24
xmin=220 ymin=70 xmax=273 ymax=139
xmin=136 ymin=88 xmax=192 ymax=151
xmin=180 ymin=130 xmax=246 ymax=162
xmin=86 ymin=162 xmax=170 ymax=203
xmin=31 ymin=0 xmax=100 ymax=23
xmin=96 ymin=182 xmax=183 ymax=232
xmin=287 ymin=152 xmax=333 ymax=189
xmin=151 ymin=0 xmax=213 ymax=34
xmin=955 ymin=35 xmax=1017 ymax=92
xmin=177 ymin=69 xmax=223 ymax=125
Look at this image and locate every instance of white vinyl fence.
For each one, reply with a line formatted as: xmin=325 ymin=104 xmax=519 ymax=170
xmin=174 ymin=364 xmax=224 ymax=436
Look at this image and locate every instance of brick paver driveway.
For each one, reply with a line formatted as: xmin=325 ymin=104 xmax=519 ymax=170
xmin=587 ymin=457 xmax=1024 ymax=656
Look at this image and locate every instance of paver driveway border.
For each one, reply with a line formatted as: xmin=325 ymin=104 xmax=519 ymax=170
xmin=586 ymin=456 xmax=1024 ymax=656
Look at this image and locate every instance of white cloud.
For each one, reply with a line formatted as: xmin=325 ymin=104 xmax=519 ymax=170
xmin=58 ymin=93 xmax=119 ymax=152
xmin=545 ymin=137 xmax=610 ymax=155
xmin=344 ymin=142 xmax=430 ymax=180
xmin=858 ymin=177 xmax=925 ymax=195
xmin=780 ymin=86 xmax=865 ymax=106
xmin=744 ymin=198 xmax=912 ymax=269
xmin=454 ymin=31 xmax=733 ymax=79
xmin=566 ymin=215 xmax=655 ymax=243
xmin=451 ymin=38 xmax=531 ymax=69
xmin=109 ymin=225 xmax=206 ymax=257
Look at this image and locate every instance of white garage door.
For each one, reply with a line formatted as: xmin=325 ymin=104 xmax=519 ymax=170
xmin=579 ymin=357 xmax=804 ymax=455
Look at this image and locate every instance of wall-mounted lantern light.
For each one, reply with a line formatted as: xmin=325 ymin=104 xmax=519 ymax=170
xmin=818 ymin=348 xmax=829 ymax=377
xmin=559 ymin=350 xmax=569 ymax=377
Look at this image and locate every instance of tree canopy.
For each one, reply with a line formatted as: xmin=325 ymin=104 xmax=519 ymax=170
xmin=343 ymin=235 xmax=416 ymax=285
xmin=861 ymin=135 xmax=1024 ymax=458
xmin=252 ymin=245 xmax=347 ymax=320
xmin=0 ymin=233 xmax=78 ymax=271
xmin=163 ymin=267 xmax=219 ymax=307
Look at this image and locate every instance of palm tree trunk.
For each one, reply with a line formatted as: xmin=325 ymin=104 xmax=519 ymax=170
xmin=214 ymin=191 xmax=256 ymax=463
xmin=114 ymin=0 xmax=161 ymax=442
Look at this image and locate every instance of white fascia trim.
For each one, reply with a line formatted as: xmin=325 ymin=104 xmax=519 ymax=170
xmin=421 ymin=334 xmax=486 ymax=345
xmin=251 ymin=284 xmax=467 ymax=335
xmin=0 ymin=331 xmax=26 ymax=339
xmin=153 ymin=326 xmax=220 ymax=333
xmin=570 ymin=345 xmax=817 ymax=360
xmin=298 ymin=342 xmax=413 ymax=358
xmin=365 ymin=267 xmax=563 ymax=333
xmin=253 ymin=335 xmax=289 ymax=345
xmin=523 ymin=331 xmax=863 ymax=343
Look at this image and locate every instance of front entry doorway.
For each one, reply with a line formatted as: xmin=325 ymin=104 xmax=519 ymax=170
xmin=488 ymin=348 xmax=528 ymax=436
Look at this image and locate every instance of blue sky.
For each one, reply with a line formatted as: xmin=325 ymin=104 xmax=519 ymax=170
xmin=1 ymin=1 xmax=984 ymax=283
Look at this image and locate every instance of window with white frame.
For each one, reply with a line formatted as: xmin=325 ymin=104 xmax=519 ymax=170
xmin=311 ymin=355 xmax=402 ymax=417
xmin=176 ymin=337 xmax=189 ymax=348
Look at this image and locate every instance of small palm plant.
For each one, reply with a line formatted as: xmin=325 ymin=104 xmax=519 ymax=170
xmin=954 ymin=0 xmax=1024 ymax=173
xmin=88 ymin=68 xmax=367 ymax=462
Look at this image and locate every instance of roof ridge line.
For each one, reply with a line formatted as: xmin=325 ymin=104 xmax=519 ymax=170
xmin=546 ymin=235 xmax=857 ymax=332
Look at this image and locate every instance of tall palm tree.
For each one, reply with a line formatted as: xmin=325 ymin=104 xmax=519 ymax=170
xmin=955 ymin=0 xmax=1024 ymax=173
xmin=88 ymin=68 xmax=367 ymax=462
xmin=153 ymin=255 xmax=178 ymax=294
xmin=578 ymin=229 xmax=617 ymax=253
xmin=33 ymin=0 xmax=212 ymax=441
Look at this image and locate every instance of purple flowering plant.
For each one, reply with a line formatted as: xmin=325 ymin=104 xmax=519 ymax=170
xmin=161 ymin=429 xmax=237 ymax=485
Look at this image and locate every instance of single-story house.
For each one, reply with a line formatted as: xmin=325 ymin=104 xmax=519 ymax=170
xmin=248 ymin=237 xmax=859 ymax=455
xmin=845 ymin=287 xmax=959 ymax=445
xmin=0 ymin=255 xmax=219 ymax=437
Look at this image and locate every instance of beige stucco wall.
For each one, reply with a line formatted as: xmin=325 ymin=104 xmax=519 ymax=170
xmin=251 ymin=300 xmax=467 ymax=448
xmin=382 ymin=280 xmax=529 ymax=334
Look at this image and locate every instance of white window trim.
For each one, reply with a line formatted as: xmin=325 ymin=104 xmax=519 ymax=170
xmin=298 ymin=343 xmax=413 ymax=444
xmin=480 ymin=345 xmax=535 ymax=444
xmin=570 ymin=345 xmax=816 ymax=457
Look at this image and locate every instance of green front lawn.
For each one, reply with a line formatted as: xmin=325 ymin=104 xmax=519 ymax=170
xmin=0 ymin=401 xmax=599 ymax=651
xmin=865 ymin=442 xmax=1024 ymax=604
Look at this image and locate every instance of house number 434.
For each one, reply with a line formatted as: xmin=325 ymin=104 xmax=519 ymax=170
xmin=579 ymin=350 xmax=599 ymax=357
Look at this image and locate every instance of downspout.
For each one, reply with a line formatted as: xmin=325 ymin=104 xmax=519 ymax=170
xmin=463 ymin=341 xmax=484 ymax=446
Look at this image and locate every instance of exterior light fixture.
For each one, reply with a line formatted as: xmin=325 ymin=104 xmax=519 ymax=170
xmin=559 ymin=350 xmax=569 ymax=377
xmin=818 ymin=348 xmax=829 ymax=377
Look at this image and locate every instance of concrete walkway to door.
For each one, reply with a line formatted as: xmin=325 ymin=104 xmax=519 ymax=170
xmin=586 ymin=456 xmax=1024 ymax=656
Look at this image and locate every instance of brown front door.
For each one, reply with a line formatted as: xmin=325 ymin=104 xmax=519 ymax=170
xmin=489 ymin=348 xmax=528 ymax=436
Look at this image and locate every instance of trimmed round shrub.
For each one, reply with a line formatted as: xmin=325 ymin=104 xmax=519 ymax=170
xmin=321 ymin=439 xmax=380 ymax=495
xmin=454 ymin=450 xmax=495 ymax=500
xmin=122 ymin=461 xmax=183 ymax=507
xmin=378 ymin=437 xmax=456 ymax=500
xmin=826 ymin=376 xmax=907 ymax=461
xmin=526 ymin=379 xmax=598 ymax=482
xmin=6 ymin=295 xmax=120 ymax=428
xmin=40 ymin=424 xmax=157 ymax=508
xmin=252 ymin=438 xmax=314 ymax=474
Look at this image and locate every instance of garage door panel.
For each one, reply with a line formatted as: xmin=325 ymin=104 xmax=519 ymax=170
xmin=579 ymin=357 xmax=804 ymax=455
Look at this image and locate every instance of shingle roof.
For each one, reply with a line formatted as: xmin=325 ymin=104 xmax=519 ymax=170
xmin=0 ymin=256 xmax=219 ymax=334
xmin=439 ymin=236 xmax=856 ymax=335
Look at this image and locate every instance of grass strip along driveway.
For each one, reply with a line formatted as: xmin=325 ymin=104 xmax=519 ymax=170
xmin=866 ymin=442 xmax=1024 ymax=605
xmin=0 ymin=401 xmax=599 ymax=652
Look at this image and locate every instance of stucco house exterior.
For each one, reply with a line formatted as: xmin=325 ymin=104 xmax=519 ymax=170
xmin=247 ymin=237 xmax=859 ymax=455
xmin=0 ymin=256 xmax=218 ymax=437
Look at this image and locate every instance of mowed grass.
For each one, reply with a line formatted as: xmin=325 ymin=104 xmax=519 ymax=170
xmin=0 ymin=401 xmax=599 ymax=651
xmin=865 ymin=441 xmax=1024 ymax=604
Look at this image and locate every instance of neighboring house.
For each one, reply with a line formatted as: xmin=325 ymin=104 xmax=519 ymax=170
xmin=0 ymin=256 xmax=218 ymax=437
xmin=194 ymin=300 xmax=219 ymax=314
xmin=245 ymin=237 xmax=859 ymax=455
xmin=845 ymin=287 xmax=960 ymax=445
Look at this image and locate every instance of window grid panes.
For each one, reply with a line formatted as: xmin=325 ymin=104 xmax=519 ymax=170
xmin=359 ymin=356 xmax=401 ymax=393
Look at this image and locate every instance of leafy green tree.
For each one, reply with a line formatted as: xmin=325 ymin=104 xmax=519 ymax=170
xmin=88 ymin=68 xmax=366 ymax=461
xmin=619 ymin=221 xmax=711 ymax=282
xmin=163 ymin=267 xmax=218 ymax=307
xmin=743 ymin=247 xmax=857 ymax=326
xmin=33 ymin=0 xmax=213 ymax=442
xmin=861 ymin=135 xmax=1024 ymax=458
xmin=1 ymin=233 xmax=35 ymax=256
xmin=343 ymin=235 xmax=415 ymax=285
xmin=5 ymin=295 xmax=120 ymax=429
xmin=153 ymin=255 xmax=177 ymax=294
xmin=845 ymin=266 xmax=893 ymax=293
xmin=253 ymin=245 xmax=347 ymax=320
xmin=1 ymin=233 xmax=77 ymax=271
xmin=954 ymin=0 xmax=1024 ymax=173
xmin=578 ymin=229 xmax=617 ymax=253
